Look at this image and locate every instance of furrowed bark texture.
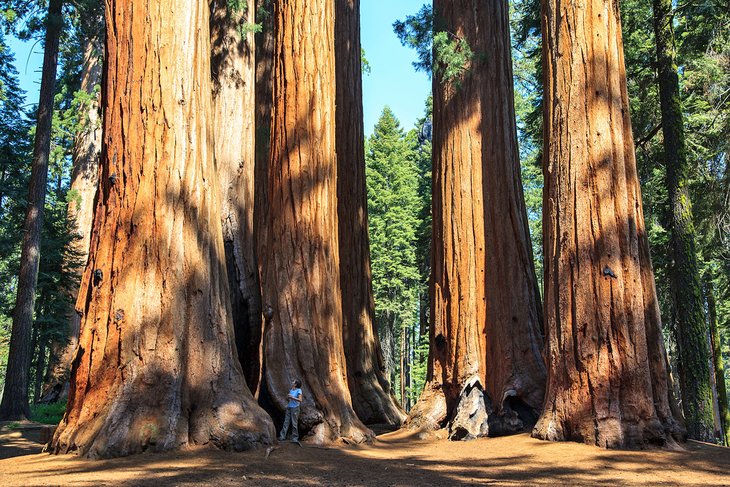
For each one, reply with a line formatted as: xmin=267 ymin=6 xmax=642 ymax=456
xmin=534 ymin=0 xmax=685 ymax=448
xmin=406 ymin=0 xmax=545 ymax=439
xmin=42 ymin=33 xmax=103 ymax=404
xmin=211 ymin=0 xmax=263 ymax=393
xmin=261 ymin=0 xmax=372 ymax=443
xmin=335 ymin=0 xmax=405 ymax=426
xmin=0 ymin=0 xmax=63 ymax=421
xmin=653 ymin=0 xmax=714 ymax=442
xmin=479 ymin=0 xmax=546 ymax=433
xmin=254 ymin=0 xmax=273 ymax=311
xmin=50 ymin=0 xmax=274 ymax=458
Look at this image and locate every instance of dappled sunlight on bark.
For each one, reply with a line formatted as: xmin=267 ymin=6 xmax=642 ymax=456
xmin=534 ymin=0 xmax=684 ymax=448
xmin=48 ymin=0 xmax=274 ymax=458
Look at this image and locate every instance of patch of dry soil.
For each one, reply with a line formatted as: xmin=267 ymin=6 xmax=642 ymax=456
xmin=1 ymin=428 xmax=728 ymax=486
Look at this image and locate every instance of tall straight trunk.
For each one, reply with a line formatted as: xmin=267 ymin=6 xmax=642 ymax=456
xmin=211 ymin=0 xmax=263 ymax=394
xmin=335 ymin=0 xmax=405 ymax=426
xmin=653 ymin=0 xmax=714 ymax=442
xmin=50 ymin=0 xmax=274 ymax=458
xmin=0 ymin=0 xmax=63 ymax=421
xmin=705 ymin=272 xmax=730 ymax=445
xmin=29 ymin=326 xmax=38 ymax=401
xmin=404 ymin=326 xmax=411 ymax=410
xmin=479 ymin=0 xmax=546 ymax=432
xmin=34 ymin=335 xmax=47 ymax=403
xmin=260 ymin=0 xmax=371 ymax=444
xmin=380 ymin=312 xmax=395 ymax=380
xmin=41 ymin=32 xmax=103 ymax=404
xmin=253 ymin=1 xmax=273 ymax=384
xmin=406 ymin=0 xmax=545 ymax=440
xmin=533 ymin=0 xmax=685 ymax=448
xmin=400 ymin=326 xmax=406 ymax=405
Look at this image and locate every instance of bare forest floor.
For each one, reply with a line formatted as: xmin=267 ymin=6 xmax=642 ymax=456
xmin=1 ymin=423 xmax=728 ymax=486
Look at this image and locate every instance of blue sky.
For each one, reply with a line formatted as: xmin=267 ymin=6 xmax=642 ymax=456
xmin=361 ymin=0 xmax=431 ymax=135
xmin=9 ymin=1 xmax=431 ymax=136
xmin=8 ymin=35 xmax=43 ymax=106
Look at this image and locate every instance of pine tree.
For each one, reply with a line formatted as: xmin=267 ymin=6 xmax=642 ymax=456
xmin=0 ymin=33 xmax=33 ymax=388
xmin=653 ymin=0 xmax=715 ymax=442
xmin=365 ymin=107 xmax=421 ymax=405
xmin=0 ymin=0 xmax=64 ymax=421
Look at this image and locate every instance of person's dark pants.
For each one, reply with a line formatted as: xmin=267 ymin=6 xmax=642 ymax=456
xmin=279 ymin=406 xmax=300 ymax=441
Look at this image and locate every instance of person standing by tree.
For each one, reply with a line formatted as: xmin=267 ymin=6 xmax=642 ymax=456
xmin=279 ymin=380 xmax=303 ymax=442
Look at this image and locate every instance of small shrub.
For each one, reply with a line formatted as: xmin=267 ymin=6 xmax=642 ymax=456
xmin=29 ymin=402 xmax=66 ymax=425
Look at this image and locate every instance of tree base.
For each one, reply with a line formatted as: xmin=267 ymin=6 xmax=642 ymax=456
xmin=532 ymin=409 xmax=686 ymax=449
xmin=406 ymin=378 xmax=537 ymax=441
xmin=294 ymin=405 xmax=374 ymax=445
xmin=50 ymin=391 xmax=275 ymax=458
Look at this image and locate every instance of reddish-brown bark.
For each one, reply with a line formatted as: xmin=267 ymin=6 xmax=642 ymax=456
xmin=210 ymin=0 xmax=263 ymax=394
xmin=533 ymin=0 xmax=685 ymax=448
xmin=254 ymin=0 xmax=273 ymax=330
xmin=406 ymin=0 xmax=545 ymax=439
xmin=335 ymin=0 xmax=405 ymax=426
xmin=50 ymin=0 xmax=274 ymax=458
xmin=253 ymin=2 xmax=273 ymax=377
xmin=260 ymin=0 xmax=371 ymax=443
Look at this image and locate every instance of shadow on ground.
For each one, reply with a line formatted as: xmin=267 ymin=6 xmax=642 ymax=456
xmin=1 ymin=429 xmax=728 ymax=486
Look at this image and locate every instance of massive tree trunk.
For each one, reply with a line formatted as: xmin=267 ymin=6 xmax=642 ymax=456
xmin=480 ymin=0 xmax=546 ymax=434
xmin=533 ymin=0 xmax=685 ymax=448
xmin=50 ymin=0 xmax=274 ymax=458
xmin=41 ymin=32 xmax=103 ymax=404
xmin=253 ymin=1 xmax=273 ymax=383
xmin=260 ymin=0 xmax=371 ymax=444
xmin=211 ymin=0 xmax=263 ymax=394
xmin=0 ymin=0 xmax=63 ymax=421
xmin=254 ymin=0 xmax=273 ymax=231
xmin=653 ymin=0 xmax=714 ymax=442
xmin=335 ymin=0 xmax=405 ymax=426
xmin=705 ymin=272 xmax=730 ymax=445
xmin=406 ymin=0 xmax=545 ymax=439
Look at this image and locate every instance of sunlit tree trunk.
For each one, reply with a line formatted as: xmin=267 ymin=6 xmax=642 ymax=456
xmin=533 ymin=0 xmax=685 ymax=448
xmin=260 ymin=0 xmax=371 ymax=443
xmin=335 ymin=0 xmax=405 ymax=426
xmin=50 ymin=0 xmax=274 ymax=458
xmin=406 ymin=0 xmax=545 ymax=439
xmin=0 ymin=0 xmax=63 ymax=421
xmin=653 ymin=0 xmax=714 ymax=442
xmin=211 ymin=0 xmax=263 ymax=393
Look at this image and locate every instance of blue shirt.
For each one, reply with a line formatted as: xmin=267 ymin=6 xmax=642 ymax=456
xmin=287 ymin=388 xmax=302 ymax=408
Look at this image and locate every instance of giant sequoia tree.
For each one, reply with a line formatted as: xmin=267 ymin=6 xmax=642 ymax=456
xmin=335 ymin=0 xmax=405 ymax=426
xmin=533 ymin=0 xmax=685 ymax=448
xmin=50 ymin=0 xmax=274 ymax=457
xmin=210 ymin=0 xmax=263 ymax=393
xmin=406 ymin=0 xmax=545 ymax=439
xmin=259 ymin=0 xmax=371 ymax=443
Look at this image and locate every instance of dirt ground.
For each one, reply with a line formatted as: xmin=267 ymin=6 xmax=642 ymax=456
xmin=1 ymin=424 xmax=728 ymax=486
